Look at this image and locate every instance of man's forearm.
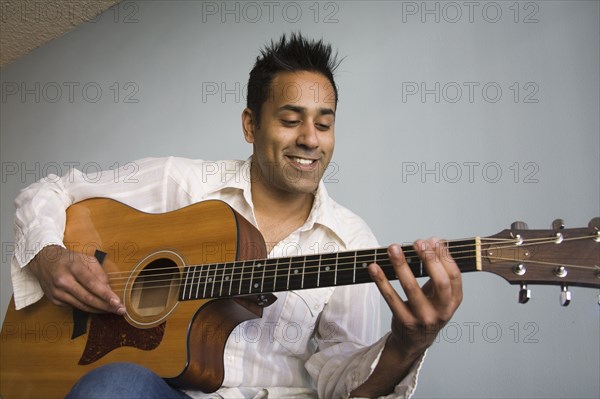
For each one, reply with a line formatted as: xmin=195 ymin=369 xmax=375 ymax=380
xmin=349 ymin=334 xmax=424 ymax=398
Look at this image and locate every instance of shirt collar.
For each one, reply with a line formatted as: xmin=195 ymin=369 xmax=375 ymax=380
xmin=205 ymin=157 xmax=352 ymax=247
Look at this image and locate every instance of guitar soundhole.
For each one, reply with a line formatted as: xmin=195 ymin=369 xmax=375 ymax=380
xmin=130 ymin=257 xmax=179 ymax=320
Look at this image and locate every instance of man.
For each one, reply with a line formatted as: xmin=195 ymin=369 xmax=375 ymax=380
xmin=11 ymin=33 xmax=462 ymax=398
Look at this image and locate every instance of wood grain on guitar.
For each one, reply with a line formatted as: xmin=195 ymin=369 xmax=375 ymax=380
xmin=1 ymin=198 xmax=598 ymax=399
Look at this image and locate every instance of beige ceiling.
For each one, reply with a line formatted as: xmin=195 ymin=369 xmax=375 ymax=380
xmin=0 ymin=0 xmax=123 ymax=67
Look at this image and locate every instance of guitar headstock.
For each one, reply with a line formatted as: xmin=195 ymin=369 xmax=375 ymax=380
xmin=480 ymin=218 xmax=600 ymax=305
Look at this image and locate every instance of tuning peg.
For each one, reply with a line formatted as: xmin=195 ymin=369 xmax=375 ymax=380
xmin=551 ymin=219 xmax=565 ymax=243
xmin=552 ymin=218 xmax=565 ymax=231
xmin=518 ymin=284 xmax=531 ymax=304
xmin=560 ymin=285 xmax=571 ymax=306
xmin=511 ymin=221 xmax=529 ymax=231
xmin=589 ymin=217 xmax=600 ymax=242
xmin=511 ymin=221 xmax=528 ymax=245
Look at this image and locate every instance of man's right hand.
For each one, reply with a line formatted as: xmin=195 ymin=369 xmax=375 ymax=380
xmin=27 ymin=245 xmax=125 ymax=315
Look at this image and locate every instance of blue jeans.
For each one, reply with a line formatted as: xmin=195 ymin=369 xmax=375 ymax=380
xmin=65 ymin=362 xmax=193 ymax=399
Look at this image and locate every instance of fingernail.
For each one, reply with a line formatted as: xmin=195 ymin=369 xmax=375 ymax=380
xmin=110 ymin=297 xmax=121 ymax=307
xmin=388 ymin=244 xmax=401 ymax=257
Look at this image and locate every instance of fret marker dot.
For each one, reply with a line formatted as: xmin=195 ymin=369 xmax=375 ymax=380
xmin=257 ymin=263 xmax=262 ymax=268
xmin=325 ymin=266 xmax=330 ymax=271
xmin=225 ymin=276 xmax=229 ymax=281
xmin=253 ymin=283 xmax=259 ymax=288
xmin=362 ymin=263 xmax=367 ymax=268
xmin=208 ymin=278 xmax=212 ymax=282
xmin=294 ymin=269 xmax=299 ymax=274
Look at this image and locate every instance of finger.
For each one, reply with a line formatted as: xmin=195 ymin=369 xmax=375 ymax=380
xmin=51 ymin=287 xmax=108 ymax=314
xmin=414 ymin=239 xmax=453 ymax=300
xmin=70 ymin=255 xmax=125 ymax=315
xmin=416 ymin=239 xmax=462 ymax=317
xmin=434 ymin=239 xmax=463 ymax=303
xmin=389 ymin=244 xmax=433 ymax=316
xmin=368 ymin=258 xmax=417 ymax=326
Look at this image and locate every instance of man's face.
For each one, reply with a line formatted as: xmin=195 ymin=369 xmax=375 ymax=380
xmin=244 ymin=71 xmax=336 ymax=196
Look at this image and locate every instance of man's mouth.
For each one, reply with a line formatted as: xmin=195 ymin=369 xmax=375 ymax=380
xmin=287 ymin=156 xmax=318 ymax=169
xmin=290 ymin=156 xmax=314 ymax=165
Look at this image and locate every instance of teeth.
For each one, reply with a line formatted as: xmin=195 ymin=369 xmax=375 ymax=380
xmin=290 ymin=157 xmax=314 ymax=165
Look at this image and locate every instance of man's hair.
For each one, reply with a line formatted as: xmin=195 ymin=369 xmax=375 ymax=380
xmin=247 ymin=32 xmax=341 ymax=127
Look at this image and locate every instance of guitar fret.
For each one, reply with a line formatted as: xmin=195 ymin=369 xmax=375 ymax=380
xmin=336 ymin=251 xmax=356 ymax=286
xmin=238 ymin=261 xmax=244 ymax=295
xmin=248 ymin=261 xmax=254 ymax=294
xmin=302 ymin=255 xmax=318 ymax=289
xmin=181 ymin=267 xmax=190 ymax=300
xmin=274 ymin=257 xmax=289 ymax=292
xmin=240 ymin=260 xmax=253 ymax=295
xmin=286 ymin=259 xmax=291 ymax=290
xmin=288 ymin=256 xmax=304 ymax=290
xmin=228 ymin=262 xmax=235 ymax=296
xmin=317 ymin=256 xmax=321 ymax=287
xmin=376 ymin=247 xmax=396 ymax=281
xmin=301 ymin=257 xmax=305 ymax=289
xmin=319 ymin=253 xmax=337 ymax=287
xmin=353 ymin=251 xmax=357 ymax=283
xmin=193 ymin=265 xmax=202 ymax=299
xmin=191 ymin=265 xmax=199 ymax=300
xmin=334 ymin=252 xmax=338 ymax=285
xmin=273 ymin=258 xmax=279 ymax=292
xmin=355 ymin=249 xmax=376 ymax=283
xmin=250 ymin=261 xmax=263 ymax=293
xmin=261 ymin=261 xmax=266 ymax=292
xmin=262 ymin=258 xmax=277 ymax=294
xmin=210 ymin=264 xmax=218 ymax=298
xmin=217 ymin=263 xmax=226 ymax=297
xmin=202 ymin=264 xmax=211 ymax=299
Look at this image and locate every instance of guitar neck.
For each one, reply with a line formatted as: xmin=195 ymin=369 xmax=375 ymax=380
xmin=179 ymin=239 xmax=480 ymax=301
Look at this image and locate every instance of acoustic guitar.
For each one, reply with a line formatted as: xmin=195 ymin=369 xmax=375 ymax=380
xmin=1 ymin=198 xmax=598 ymax=398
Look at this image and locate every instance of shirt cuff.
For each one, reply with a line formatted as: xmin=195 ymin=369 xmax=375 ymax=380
xmin=13 ymin=224 xmax=65 ymax=268
xmin=12 ymin=224 xmax=65 ymax=309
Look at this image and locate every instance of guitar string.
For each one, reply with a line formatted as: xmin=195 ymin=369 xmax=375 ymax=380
xmin=102 ymin=235 xmax=599 ymax=294
xmin=102 ymin=234 xmax=599 ymax=281
xmin=103 ymin=235 xmax=599 ymax=287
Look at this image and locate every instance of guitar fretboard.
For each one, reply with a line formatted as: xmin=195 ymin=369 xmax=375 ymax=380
xmin=179 ymin=239 xmax=478 ymax=300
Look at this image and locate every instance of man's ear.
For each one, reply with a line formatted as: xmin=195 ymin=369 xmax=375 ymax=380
xmin=242 ymin=108 xmax=256 ymax=143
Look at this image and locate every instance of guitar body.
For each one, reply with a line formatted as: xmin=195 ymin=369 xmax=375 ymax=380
xmin=0 ymin=198 xmax=268 ymax=399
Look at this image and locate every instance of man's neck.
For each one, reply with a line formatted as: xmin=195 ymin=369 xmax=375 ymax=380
xmin=250 ymin=174 xmax=315 ymax=251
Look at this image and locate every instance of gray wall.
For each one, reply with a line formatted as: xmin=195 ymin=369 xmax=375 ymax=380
xmin=1 ymin=1 xmax=598 ymax=398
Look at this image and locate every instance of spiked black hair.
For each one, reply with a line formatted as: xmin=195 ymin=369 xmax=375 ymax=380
xmin=247 ymin=32 xmax=341 ymax=127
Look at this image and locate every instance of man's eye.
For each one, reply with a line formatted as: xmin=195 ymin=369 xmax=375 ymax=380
xmin=316 ymin=123 xmax=331 ymax=131
xmin=282 ymin=120 xmax=300 ymax=126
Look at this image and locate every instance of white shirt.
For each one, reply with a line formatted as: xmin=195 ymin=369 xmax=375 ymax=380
xmin=11 ymin=157 xmax=423 ymax=398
